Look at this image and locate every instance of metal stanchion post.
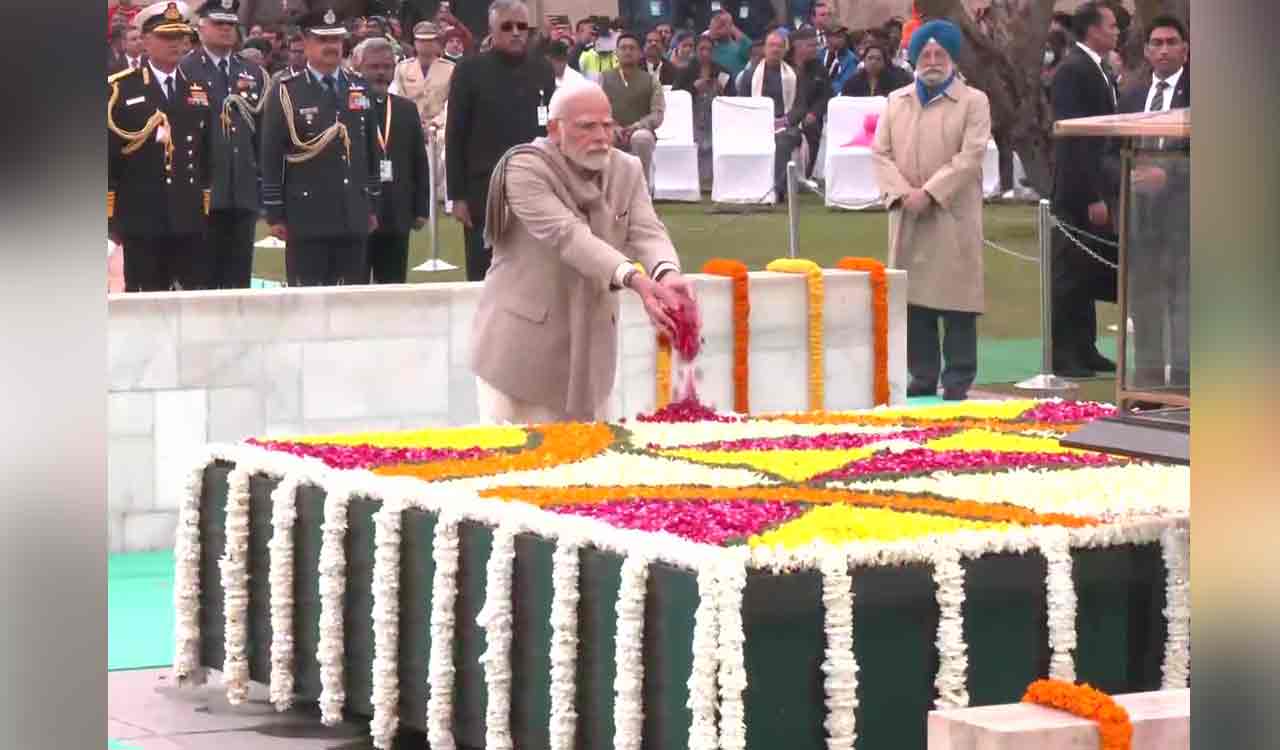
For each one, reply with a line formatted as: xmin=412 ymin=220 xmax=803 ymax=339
xmin=1015 ymin=199 xmax=1078 ymax=390
xmin=786 ymin=160 xmax=799 ymax=259
xmin=412 ymin=127 xmax=457 ymax=273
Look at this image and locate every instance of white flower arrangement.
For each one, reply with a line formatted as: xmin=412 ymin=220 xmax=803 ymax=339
xmin=219 ymin=466 xmax=253 ymax=705
xmin=1160 ymin=523 xmax=1190 ymax=690
xmin=931 ymin=544 xmax=969 ymax=709
xmin=549 ymin=537 xmax=582 ymax=750
xmin=317 ymin=483 xmax=353 ymax=725
xmin=369 ymin=492 xmax=405 ymax=750
xmin=686 ymin=560 xmax=720 ymax=750
xmin=716 ymin=548 xmax=749 ymax=750
xmin=478 ymin=524 xmax=518 ymax=750
xmin=613 ymin=553 xmax=650 ymax=750
xmin=426 ymin=511 xmax=461 ymax=750
xmin=1040 ymin=527 xmax=1078 ymax=682
xmin=268 ymin=474 xmax=300 ymax=711
xmin=820 ymin=549 xmax=858 ymax=750
xmin=173 ymin=453 xmax=211 ymax=686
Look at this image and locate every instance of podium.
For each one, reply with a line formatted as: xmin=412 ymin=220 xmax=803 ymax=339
xmin=1053 ymin=109 xmax=1191 ymax=464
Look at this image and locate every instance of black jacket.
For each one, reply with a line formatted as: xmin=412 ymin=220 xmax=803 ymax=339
xmin=372 ymin=93 xmax=430 ymax=234
xmin=260 ymin=68 xmax=381 ymax=239
xmin=673 ymin=60 xmax=736 ymax=97
xmin=444 ymin=50 xmax=555 ymax=205
xmin=1117 ymin=67 xmax=1190 ymax=115
xmin=1116 ymin=68 xmax=1191 ymax=215
xmin=180 ymin=48 xmax=267 ymax=213
xmin=107 ymin=63 xmax=213 ymax=237
xmin=1050 ymin=46 xmax=1119 ymax=221
xmin=841 ymin=65 xmax=912 ymax=98
xmin=740 ymin=59 xmax=826 ymax=127
xmin=644 ymin=57 xmax=680 ymax=87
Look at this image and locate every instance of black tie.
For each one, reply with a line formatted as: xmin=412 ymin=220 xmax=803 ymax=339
xmin=1149 ymin=80 xmax=1169 ymax=112
xmin=323 ymin=74 xmax=338 ymax=106
xmin=165 ymin=76 xmax=175 ymax=102
xmin=218 ymin=59 xmax=230 ymax=97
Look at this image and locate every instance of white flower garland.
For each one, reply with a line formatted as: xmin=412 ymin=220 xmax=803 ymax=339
xmin=716 ymin=549 xmax=749 ymax=750
xmin=219 ymin=466 xmax=253 ymax=705
xmin=426 ymin=512 xmax=461 ymax=750
xmin=931 ymin=544 xmax=969 ymax=709
xmin=1160 ymin=524 xmax=1191 ymax=689
xmin=173 ymin=454 xmax=210 ymax=686
xmin=549 ymin=537 xmax=582 ymax=750
xmin=686 ymin=560 xmax=720 ymax=750
xmin=317 ymin=484 xmax=354 ymax=726
xmin=369 ymin=494 xmax=405 ymax=750
xmin=1039 ymin=528 xmax=1078 ymax=682
xmin=820 ymin=550 xmax=858 ymax=750
xmin=268 ymin=475 xmax=300 ymax=711
xmin=478 ymin=525 xmax=518 ymax=750
xmin=613 ymin=553 xmax=650 ymax=750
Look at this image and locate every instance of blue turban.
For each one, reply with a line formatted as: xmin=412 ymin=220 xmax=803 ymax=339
xmin=908 ymin=19 xmax=962 ymax=67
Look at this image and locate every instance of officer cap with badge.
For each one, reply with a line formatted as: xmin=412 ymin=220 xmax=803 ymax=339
xmin=136 ymin=0 xmax=194 ymax=35
xmin=196 ymin=0 xmax=240 ymax=25
xmin=298 ymin=6 xmax=350 ymax=38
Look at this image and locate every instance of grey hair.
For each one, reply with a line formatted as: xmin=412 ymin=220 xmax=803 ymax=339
xmin=547 ymin=80 xmax=605 ymax=120
xmin=352 ymin=36 xmax=393 ymax=67
xmin=488 ymin=0 xmax=529 ymax=30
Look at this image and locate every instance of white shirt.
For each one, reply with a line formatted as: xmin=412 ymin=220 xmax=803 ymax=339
xmin=555 ymin=64 xmax=585 ymax=89
xmin=1075 ymin=41 xmax=1116 ymax=105
xmin=149 ymin=61 xmax=177 ymax=99
xmin=125 ymin=55 xmax=142 ymax=70
xmin=1144 ymin=66 xmax=1184 ymax=112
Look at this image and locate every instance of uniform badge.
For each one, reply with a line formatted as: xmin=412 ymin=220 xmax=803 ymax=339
xmin=323 ymin=8 xmax=336 ymax=24
xmin=221 ymin=0 xmax=234 ymax=8
xmin=188 ymin=88 xmax=209 ymax=106
xmin=163 ymin=2 xmax=181 ymax=20
xmin=348 ymin=90 xmax=369 ymax=111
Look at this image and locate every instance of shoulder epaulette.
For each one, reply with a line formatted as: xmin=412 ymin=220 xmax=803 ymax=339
xmin=108 ymin=66 xmax=139 ymax=85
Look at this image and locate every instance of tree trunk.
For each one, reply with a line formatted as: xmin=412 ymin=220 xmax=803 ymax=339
xmin=917 ymin=0 xmax=1058 ymax=196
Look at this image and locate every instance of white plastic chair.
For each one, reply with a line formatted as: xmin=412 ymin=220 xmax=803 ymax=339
xmin=822 ymin=95 xmax=888 ymax=210
xmin=711 ymin=96 xmax=776 ymax=204
xmin=651 ymin=89 xmax=701 ymax=202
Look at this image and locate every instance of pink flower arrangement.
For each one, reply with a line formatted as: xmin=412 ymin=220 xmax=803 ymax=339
xmin=659 ymin=426 xmax=953 ymax=453
xmin=636 ymin=396 xmax=739 ymax=424
xmin=248 ymin=439 xmax=495 ymax=470
xmin=548 ymin=498 xmax=805 ymax=545
xmin=1018 ymin=401 xmax=1118 ymax=423
xmin=813 ymin=448 xmax=1117 ymax=481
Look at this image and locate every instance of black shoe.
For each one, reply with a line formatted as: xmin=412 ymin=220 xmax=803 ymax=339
xmin=942 ymin=387 xmax=968 ymax=401
xmin=1053 ymin=358 xmax=1095 ymax=378
xmin=907 ymin=382 xmax=937 ymax=398
xmin=1083 ymin=350 xmax=1116 ymax=372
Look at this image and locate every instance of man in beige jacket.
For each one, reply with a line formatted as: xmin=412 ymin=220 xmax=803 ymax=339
xmin=872 ymin=19 xmax=990 ymax=401
xmin=391 ymin=22 xmax=454 ymax=195
xmin=471 ymin=82 xmax=699 ymax=424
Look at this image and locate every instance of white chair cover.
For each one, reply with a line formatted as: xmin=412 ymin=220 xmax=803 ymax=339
xmin=652 ymin=89 xmax=701 ymax=202
xmin=711 ymin=96 xmax=776 ymax=204
xmin=822 ymin=95 xmax=888 ymax=209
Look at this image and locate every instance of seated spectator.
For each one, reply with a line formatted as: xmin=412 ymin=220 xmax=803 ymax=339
xmin=669 ymin=30 xmax=695 ymax=75
xmin=708 ymin=9 xmax=752 ymax=77
xmin=442 ymin=26 xmax=468 ymax=61
xmin=547 ymin=39 xmax=585 ymax=88
xmin=821 ymin=26 xmax=858 ymax=95
xmin=643 ymin=28 xmax=677 ymax=85
xmin=568 ymin=17 xmax=596 ymax=71
xmin=787 ymin=27 xmax=829 ymax=175
xmin=600 ymin=32 xmax=665 ymax=184
xmin=674 ymin=34 xmax=735 ymax=188
xmin=734 ymin=37 xmax=765 ymax=94
xmin=842 ymin=41 xmax=911 ymax=97
xmin=741 ymin=30 xmax=814 ymax=198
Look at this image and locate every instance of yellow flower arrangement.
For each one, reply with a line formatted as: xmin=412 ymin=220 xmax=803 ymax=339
xmin=924 ymin=429 xmax=1100 ymax=456
xmin=659 ymin=446 xmax=883 ymax=482
xmin=287 ymin=426 xmax=531 ymax=451
xmin=749 ymin=504 xmax=1008 ymax=549
xmin=766 ymin=258 xmax=825 ymax=411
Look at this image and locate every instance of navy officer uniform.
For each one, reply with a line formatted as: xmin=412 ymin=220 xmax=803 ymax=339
xmin=260 ymin=8 xmax=380 ymax=286
xmin=107 ymin=1 xmax=213 ymax=292
xmin=181 ymin=0 xmax=268 ymax=289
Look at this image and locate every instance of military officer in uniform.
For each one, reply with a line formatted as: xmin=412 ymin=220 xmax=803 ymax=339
xmin=181 ymin=0 xmax=268 ymax=289
xmin=391 ymin=21 xmax=454 ymax=199
xmin=261 ymin=7 xmax=381 ymax=286
xmin=108 ymin=1 xmax=213 ymax=292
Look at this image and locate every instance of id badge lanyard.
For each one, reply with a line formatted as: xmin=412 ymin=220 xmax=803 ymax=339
xmin=376 ymin=98 xmax=394 ymax=181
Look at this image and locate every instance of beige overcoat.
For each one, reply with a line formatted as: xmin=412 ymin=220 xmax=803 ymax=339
xmin=391 ymin=56 xmax=455 ymax=131
xmin=471 ymin=139 xmax=681 ymax=420
xmin=872 ymin=76 xmax=992 ymax=313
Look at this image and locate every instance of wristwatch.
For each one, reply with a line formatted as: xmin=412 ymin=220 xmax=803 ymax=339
xmin=622 ymin=268 xmax=639 ymax=289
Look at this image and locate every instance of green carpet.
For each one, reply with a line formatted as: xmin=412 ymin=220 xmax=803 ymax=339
xmin=108 ymin=550 xmax=174 ymax=672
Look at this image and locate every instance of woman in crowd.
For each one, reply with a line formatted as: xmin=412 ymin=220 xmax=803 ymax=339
xmin=821 ymin=27 xmax=859 ymax=95
xmin=668 ymin=31 xmax=696 ymax=77
xmin=674 ymin=34 xmax=736 ymax=189
xmin=841 ymin=41 xmax=910 ymax=97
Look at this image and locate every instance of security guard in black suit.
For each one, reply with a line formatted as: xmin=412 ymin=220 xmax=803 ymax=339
xmin=261 ymin=7 xmax=381 ymax=286
xmin=181 ymin=0 xmax=267 ymax=289
xmin=108 ymin=1 xmax=213 ymax=292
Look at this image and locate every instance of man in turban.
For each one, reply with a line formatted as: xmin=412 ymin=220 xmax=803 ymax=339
xmin=872 ymin=19 xmax=991 ymax=401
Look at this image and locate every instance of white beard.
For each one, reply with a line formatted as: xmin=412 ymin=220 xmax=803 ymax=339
xmin=564 ymin=148 xmax=609 ymax=172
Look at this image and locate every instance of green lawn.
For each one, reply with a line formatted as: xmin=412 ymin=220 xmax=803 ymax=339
xmin=251 ymin=197 xmax=1119 ymax=386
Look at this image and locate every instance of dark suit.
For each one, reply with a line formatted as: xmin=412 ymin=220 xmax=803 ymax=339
xmin=369 ymin=93 xmax=430 ymax=284
xmin=108 ymin=63 xmax=213 ymax=292
xmin=261 ymin=67 xmax=381 ymax=286
xmin=841 ymin=66 xmax=912 ymax=98
xmin=745 ymin=58 xmax=828 ymax=193
xmin=1117 ymin=68 xmax=1191 ymax=386
xmin=181 ymin=49 xmax=267 ymax=289
xmin=444 ymin=50 xmax=555 ymax=281
xmin=1050 ymin=45 xmax=1119 ymax=367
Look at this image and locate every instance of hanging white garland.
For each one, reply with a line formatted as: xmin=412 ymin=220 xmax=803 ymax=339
xmin=369 ymin=495 xmax=405 ymax=749
xmin=317 ymin=484 xmax=354 ymax=725
xmin=173 ymin=455 xmax=210 ymax=686
xmin=426 ymin=512 xmax=461 ymax=750
xmin=267 ymin=475 xmax=300 ymax=711
xmin=716 ymin=549 xmax=749 ymax=750
xmin=613 ymin=553 xmax=650 ymax=750
xmin=686 ymin=559 xmax=720 ymax=750
xmin=549 ymin=538 xmax=582 ymax=750
xmin=1160 ymin=524 xmax=1191 ymax=689
xmin=1040 ymin=528 xmax=1078 ymax=682
xmin=931 ymin=545 xmax=969 ymax=709
xmin=219 ymin=466 xmax=253 ymax=705
xmin=478 ymin=524 xmax=518 ymax=750
xmin=820 ymin=550 xmax=858 ymax=750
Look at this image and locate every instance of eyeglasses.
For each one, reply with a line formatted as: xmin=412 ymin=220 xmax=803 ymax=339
xmin=499 ymin=21 xmax=530 ymax=32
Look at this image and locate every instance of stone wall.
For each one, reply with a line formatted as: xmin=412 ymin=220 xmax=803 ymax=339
xmin=108 ymin=269 xmax=906 ymax=552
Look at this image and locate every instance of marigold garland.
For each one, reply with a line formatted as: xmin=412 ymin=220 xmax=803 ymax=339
xmin=655 ymin=335 xmax=673 ymax=409
xmin=835 ymin=257 xmax=889 ymax=406
xmin=373 ymin=423 xmax=614 ymax=482
xmin=702 ymin=259 xmax=751 ymax=413
xmin=766 ymin=259 xmax=825 ymax=411
xmin=1023 ymin=679 xmax=1133 ymax=750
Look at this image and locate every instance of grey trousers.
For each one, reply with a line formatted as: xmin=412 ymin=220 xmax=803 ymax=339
xmin=908 ymin=304 xmax=978 ymax=393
